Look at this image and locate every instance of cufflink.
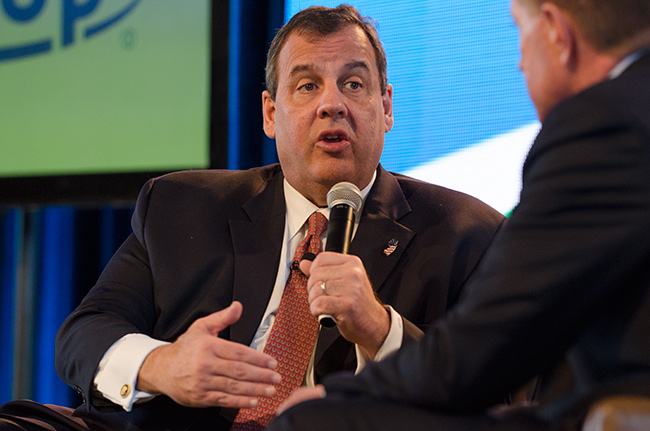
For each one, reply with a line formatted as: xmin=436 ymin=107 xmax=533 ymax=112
xmin=120 ymin=384 xmax=131 ymax=398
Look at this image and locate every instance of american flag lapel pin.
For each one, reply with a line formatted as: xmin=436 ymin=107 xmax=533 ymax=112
xmin=383 ymin=239 xmax=399 ymax=256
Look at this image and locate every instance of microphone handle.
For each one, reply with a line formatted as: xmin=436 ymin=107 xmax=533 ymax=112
xmin=325 ymin=204 xmax=355 ymax=253
xmin=320 ymin=203 xmax=355 ymax=327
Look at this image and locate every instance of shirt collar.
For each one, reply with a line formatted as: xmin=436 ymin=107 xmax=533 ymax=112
xmin=608 ymin=49 xmax=648 ymax=79
xmin=283 ymin=169 xmax=377 ymax=242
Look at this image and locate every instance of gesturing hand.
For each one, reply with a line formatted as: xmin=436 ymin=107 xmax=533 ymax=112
xmin=137 ymin=301 xmax=281 ymax=408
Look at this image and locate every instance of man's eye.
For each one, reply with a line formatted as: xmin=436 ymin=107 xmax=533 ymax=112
xmin=344 ymin=81 xmax=361 ymax=90
xmin=300 ymin=83 xmax=316 ymax=91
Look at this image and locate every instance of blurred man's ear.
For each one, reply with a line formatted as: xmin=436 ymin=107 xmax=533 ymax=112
xmin=540 ymin=2 xmax=578 ymax=71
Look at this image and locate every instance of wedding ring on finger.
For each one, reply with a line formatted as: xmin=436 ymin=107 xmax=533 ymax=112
xmin=320 ymin=281 xmax=327 ymax=295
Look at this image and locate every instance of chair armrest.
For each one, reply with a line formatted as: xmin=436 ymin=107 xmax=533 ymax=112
xmin=582 ymin=395 xmax=650 ymax=431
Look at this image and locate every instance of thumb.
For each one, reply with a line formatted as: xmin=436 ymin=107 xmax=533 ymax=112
xmin=200 ymin=301 xmax=243 ymax=336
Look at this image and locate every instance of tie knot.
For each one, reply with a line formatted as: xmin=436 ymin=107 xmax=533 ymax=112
xmin=307 ymin=211 xmax=328 ymax=238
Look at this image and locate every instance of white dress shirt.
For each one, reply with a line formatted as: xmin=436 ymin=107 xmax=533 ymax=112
xmin=94 ymin=171 xmax=404 ymax=411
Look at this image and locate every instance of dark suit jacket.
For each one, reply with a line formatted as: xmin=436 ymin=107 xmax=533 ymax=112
xmin=323 ymin=53 xmax=650 ymax=425
xmin=55 ymin=164 xmax=503 ymax=430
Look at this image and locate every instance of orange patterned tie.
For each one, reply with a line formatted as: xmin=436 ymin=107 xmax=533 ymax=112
xmin=232 ymin=211 xmax=328 ymax=430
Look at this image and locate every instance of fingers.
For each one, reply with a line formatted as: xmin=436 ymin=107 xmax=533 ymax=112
xmin=299 ymin=258 xmax=313 ymax=276
xmin=209 ymin=336 xmax=278 ymax=370
xmin=306 ymin=252 xmax=367 ymax=302
xmin=277 ymin=385 xmax=326 ymax=415
xmin=203 ymin=340 xmax=281 ymax=383
xmin=203 ymin=373 xmax=278 ymax=398
xmin=188 ymin=372 xmax=279 ymax=409
xmin=148 ymin=337 xmax=282 ymax=408
xmin=305 ymin=253 xmax=390 ymax=353
xmin=171 ymin=383 xmax=274 ymax=409
xmin=199 ymin=393 xmax=263 ymax=409
xmin=194 ymin=302 xmax=278 ymax=369
xmin=186 ymin=346 xmax=281 ymax=408
xmin=185 ymin=356 xmax=281 ymax=409
xmin=195 ymin=301 xmax=243 ymax=336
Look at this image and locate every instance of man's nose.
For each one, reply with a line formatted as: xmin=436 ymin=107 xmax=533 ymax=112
xmin=316 ymin=85 xmax=348 ymax=119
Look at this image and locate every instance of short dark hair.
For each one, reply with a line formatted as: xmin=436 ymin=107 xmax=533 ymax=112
xmin=518 ymin=0 xmax=650 ymax=51
xmin=265 ymin=4 xmax=388 ymax=100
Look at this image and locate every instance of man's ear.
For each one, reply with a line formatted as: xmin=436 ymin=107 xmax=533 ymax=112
xmin=262 ymin=90 xmax=276 ymax=139
xmin=383 ymin=83 xmax=394 ymax=133
xmin=541 ymin=2 xmax=578 ymax=70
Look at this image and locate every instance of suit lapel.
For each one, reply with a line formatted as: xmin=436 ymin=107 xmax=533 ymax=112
xmin=314 ymin=166 xmax=415 ymax=366
xmin=229 ymin=171 xmax=286 ymax=346
xmin=351 ymin=168 xmax=415 ymax=293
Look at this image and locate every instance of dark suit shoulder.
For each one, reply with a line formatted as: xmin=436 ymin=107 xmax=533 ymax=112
xmin=146 ymin=164 xmax=282 ymax=201
xmin=131 ymin=164 xmax=283 ymax=239
xmin=391 ymin=171 xmax=505 ymax=228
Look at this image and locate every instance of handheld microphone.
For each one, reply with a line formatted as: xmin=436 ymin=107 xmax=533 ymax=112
xmin=319 ymin=182 xmax=362 ymax=327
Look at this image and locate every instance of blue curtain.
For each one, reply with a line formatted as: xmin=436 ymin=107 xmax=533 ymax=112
xmin=0 ymin=207 xmax=133 ymax=406
xmin=1 ymin=210 xmax=20 ymax=404
xmin=228 ymin=0 xmax=283 ymax=169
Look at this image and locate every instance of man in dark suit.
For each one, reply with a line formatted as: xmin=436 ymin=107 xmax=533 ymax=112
xmin=0 ymin=5 xmax=503 ymax=431
xmin=271 ymin=0 xmax=650 ymax=430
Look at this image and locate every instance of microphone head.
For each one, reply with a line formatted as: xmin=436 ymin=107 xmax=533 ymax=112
xmin=327 ymin=182 xmax=362 ymax=213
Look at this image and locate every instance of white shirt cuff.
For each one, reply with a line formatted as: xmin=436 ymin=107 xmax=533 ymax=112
xmin=94 ymin=334 xmax=170 ymax=412
xmin=355 ymin=305 xmax=403 ymax=373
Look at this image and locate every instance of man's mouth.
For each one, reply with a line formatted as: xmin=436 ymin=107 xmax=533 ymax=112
xmin=317 ymin=130 xmax=350 ymax=148
xmin=323 ymin=134 xmax=343 ymax=143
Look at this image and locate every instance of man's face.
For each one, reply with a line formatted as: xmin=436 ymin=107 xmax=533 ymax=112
xmin=512 ymin=0 xmax=570 ymax=121
xmin=262 ymin=25 xmax=393 ymax=206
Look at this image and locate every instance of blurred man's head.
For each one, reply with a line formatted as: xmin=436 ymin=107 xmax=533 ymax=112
xmin=516 ymin=0 xmax=650 ymax=51
xmin=262 ymin=6 xmax=393 ymax=206
xmin=512 ymin=0 xmax=650 ymax=121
